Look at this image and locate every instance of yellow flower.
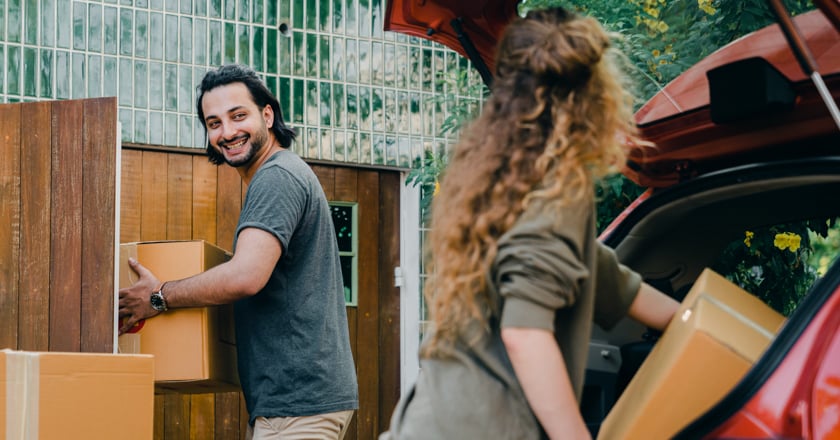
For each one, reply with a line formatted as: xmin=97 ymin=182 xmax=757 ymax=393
xmin=656 ymin=20 xmax=669 ymax=33
xmin=698 ymin=0 xmax=717 ymax=15
xmin=744 ymin=231 xmax=754 ymax=247
xmin=773 ymin=233 xmax=789 ymax=250
xmin=433 ymin=180 xmax=440 ymax=196
xmin=700 ymin=4 xmax=716 ymax=14
xmin=652 ymin=49 xmax=661 ymax=57
xmin=788 ymin=233 xmax=801 ymax=251
xmin=773 ymin=232 xmax=801 ymax=252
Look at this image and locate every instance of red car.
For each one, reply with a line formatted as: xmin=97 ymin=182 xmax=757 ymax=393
xmin=387 ymin=2 xmax=840 ymax=438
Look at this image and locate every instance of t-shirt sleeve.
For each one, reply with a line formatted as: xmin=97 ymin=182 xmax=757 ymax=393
xmin=236 ymin=165 xmax=307 ymax=251
xmin=592 ymin=242 xmax=642 ymax=330
xmin=494 ymin=200 xmax=590 ymax=332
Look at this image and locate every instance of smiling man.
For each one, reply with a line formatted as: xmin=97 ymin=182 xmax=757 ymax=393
xmin=118 ymin=64 xmax=359 ymax=440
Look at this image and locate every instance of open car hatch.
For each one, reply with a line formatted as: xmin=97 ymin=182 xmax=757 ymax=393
xmin=383 ymin=0 xmax=520 ymax=85
xmin=384 ymin=1 xmax=840 ymax=189
xmin=628 ymin=8 xmax=840 ymax=188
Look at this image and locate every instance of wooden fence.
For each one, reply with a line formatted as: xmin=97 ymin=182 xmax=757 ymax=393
xmin=1 ymin=97 xmax=118 ymax=354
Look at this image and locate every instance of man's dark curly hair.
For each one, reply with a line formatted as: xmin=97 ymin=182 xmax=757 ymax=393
xmin=196 ymin=64 xmax=296 ymax=165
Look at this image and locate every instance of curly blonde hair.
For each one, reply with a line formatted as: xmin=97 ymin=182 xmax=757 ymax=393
xmin=422 ymin=8 xmax=643 ymax=357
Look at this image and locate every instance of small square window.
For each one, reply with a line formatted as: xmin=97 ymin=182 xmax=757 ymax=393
xmin=331 ymin=202 xmax=358 ymax=305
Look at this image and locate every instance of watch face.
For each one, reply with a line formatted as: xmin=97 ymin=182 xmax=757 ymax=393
xmin=151 ymin=293 xmax=166 ymax=311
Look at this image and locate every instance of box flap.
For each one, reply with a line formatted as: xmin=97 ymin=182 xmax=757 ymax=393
xmin=682 ymin=269 xmax=786 ymax=333
xmin=202 ymin=240 xmax=234 ymax=269
xmin=120 ymin=244 xmax=140 ymax=287
xmin=4 ymin=350 xmax=40 ymax=438
xmin=691 ymin=294 xmax=782 ymax=361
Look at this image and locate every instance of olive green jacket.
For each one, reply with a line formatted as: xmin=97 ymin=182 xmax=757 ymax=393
xmin=382 ymin=197 xmax=641 ymax=439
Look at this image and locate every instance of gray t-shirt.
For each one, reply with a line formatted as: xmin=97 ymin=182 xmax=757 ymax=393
xmin=233 ymin=150 xmax=358 ymax=424
xmin=382 ymin=197 xmax=640 ymax=439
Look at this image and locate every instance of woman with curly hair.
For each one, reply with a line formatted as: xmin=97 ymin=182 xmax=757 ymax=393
xmin=381 ymin=7 xmax=679 ymax=440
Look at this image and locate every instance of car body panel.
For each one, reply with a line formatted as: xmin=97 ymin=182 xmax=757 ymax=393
xmin=813 ymin=326 xmax=840 ymax=439
xmin=628 ymin=9 xmax=840 ymax=188
xmin=635 ymin=9 xmax=840 ymax=126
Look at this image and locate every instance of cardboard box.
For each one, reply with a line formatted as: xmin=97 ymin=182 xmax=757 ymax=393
xmin=1 ymin=349 xmax=154 ymax=439
xmin=597 ymin=269 xmax=786 ymax=440
xmin=118 ymin=240 xmax=239 ymax=393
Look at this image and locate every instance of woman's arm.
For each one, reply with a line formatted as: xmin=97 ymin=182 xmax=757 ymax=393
xmin=627 ymin=282 xmax=680 ymax=331
xmin=502 ymin=327 xmax=593 ymax=440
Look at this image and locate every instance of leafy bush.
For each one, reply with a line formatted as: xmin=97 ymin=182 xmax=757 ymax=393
xmin=712 ymin=220 xmax=838 ymax=316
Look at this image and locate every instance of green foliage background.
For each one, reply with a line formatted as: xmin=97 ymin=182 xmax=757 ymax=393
xmin=520 ymin=0 xmax=814 ymax=101
xmin=712 ymin=219 xmax=838 ymax=316
xmin=408 ymin=0 xmax=840 ymax=315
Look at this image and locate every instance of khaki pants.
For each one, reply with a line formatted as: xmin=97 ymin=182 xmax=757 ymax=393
xmin=247 ymin=410 xmax=355 ymax=440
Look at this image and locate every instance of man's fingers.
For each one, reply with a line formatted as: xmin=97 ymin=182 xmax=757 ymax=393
xmin=128 ymin=257 xmax=152 ymax=278
xmin=119 ymin=318 xmax=133 ymax=335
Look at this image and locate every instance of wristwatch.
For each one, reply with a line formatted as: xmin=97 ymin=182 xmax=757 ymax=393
xmin=150 ymin=282 xmax=169 ymax=312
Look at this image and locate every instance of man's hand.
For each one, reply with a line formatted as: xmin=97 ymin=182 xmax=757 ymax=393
xmin=118 ymin=258 xmax=163 ymax=335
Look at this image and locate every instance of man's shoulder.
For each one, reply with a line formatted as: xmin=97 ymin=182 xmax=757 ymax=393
xmin=258 ymin=151 xmax=313 ymax=179
xmin=260 ymin=150 xmax=314 ymax=175
xmin=250 ymin=151 xmax=323 ymax=202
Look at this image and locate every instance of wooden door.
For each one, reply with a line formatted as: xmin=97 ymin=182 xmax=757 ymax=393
xmin=311 ymin=164 xmax=402 ymax=440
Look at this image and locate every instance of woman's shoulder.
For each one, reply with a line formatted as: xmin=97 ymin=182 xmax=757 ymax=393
xmin=510 ymin=195 xmax=595 ymax=237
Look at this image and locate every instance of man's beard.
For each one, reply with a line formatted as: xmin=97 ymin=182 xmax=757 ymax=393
xmin=219 ymin=127 xmax=269 ymax=168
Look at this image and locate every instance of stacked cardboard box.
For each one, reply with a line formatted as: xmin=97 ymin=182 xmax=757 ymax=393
xmin=1 ymin=349 xmax=154 ymax=439
xmin=597 ymin=269 xmax=786 ymax=440
xmin=118 ymin=240 xmax=239 ymax=393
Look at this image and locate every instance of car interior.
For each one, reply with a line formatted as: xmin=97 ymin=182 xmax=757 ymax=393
xmin=580 ymin=154 xmax=840 ymax=435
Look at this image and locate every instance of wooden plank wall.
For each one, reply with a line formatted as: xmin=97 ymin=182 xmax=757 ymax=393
xmin=0 ymin=97 xmax=118 ymax=354
xmin=120 ymin=154 xmax=401 ymax=440
xmin=1 ymin=96 xmax=401 ymax=438
xmin=121 ymin=147 xmax=250 ymax=439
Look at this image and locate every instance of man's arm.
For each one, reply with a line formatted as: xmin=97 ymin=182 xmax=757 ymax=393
xmin=627 ymin=282 xmax=680 ymax=331
xmin=118 ymin=227 xmax=281 ymax=334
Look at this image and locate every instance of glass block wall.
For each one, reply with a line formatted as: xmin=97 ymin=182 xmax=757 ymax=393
xmin=0 ymin=0 xmax=485 ymax=168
